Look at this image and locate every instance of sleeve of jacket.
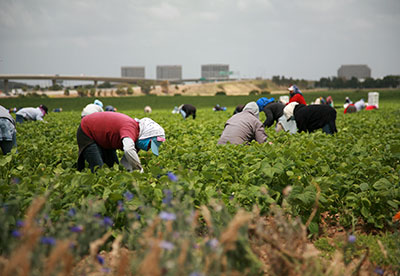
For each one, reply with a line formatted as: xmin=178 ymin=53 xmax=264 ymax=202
xmin=254 ymin=120 xmax=268 ymax=144
xmin=121 ymin=137 xmax=143 ymax=172
xmin=263 ymin=108 xmax=274 ymax=128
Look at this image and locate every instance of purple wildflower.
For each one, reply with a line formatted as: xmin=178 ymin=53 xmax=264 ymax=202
xmin=96 ymin=255 xmax=105 ymax=265
xmin=102 ymin=217 xmax=113 ymax=227
xmin=206 ymin=238 xmax=219 ymax=249
xmin=374 ymin=267 xmax=384 ymax=275
xmin=70 ymin=225 xmax=84 ymax=233
xmin=101 ymin=267 xmax=111 ymax=273
xmin=162 ymin=189 xmax=173 ymax=205
xmin=117 ymin=201 xmax=125 ymax=212
xmin=11 ymin=177 xmax=20 ymax=184
xmin=40 ymin=237 xmax=56 ymax=245
xmin=167 ymin=172 xmax=178 ymax=182
xmin=348 ymin=235 xmax=356 ymax=243
xmin=68 ymin=208 xmax=76 ymax=216
xmin=190 ymin=272 xmax=203 ymax=276
xmin=134 ymin=212 xmax=141 ymax=220
xmin=159 ymin=240 xmax=175 ymax=251
xmin=16 ymin=220 xmax=25 ymax=228
xmin=159 ymin=211 xmax=176 ymax=221
xmin=94 ymin=213 xmax=102 ymax=219
xmin=123 ymin=191 xmax=133 ymax=201
xmin=11 ymin=230 xmax=21 ymax=238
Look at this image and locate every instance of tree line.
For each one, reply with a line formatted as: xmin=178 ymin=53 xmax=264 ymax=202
xmin=314 ymin=75 xmax=400 ymax=89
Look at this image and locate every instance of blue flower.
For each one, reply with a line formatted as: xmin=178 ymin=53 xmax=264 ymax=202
xmin=159 ymin=240 xmax=175 ymax=251
xmin=162 ymin=189 xmax=173 ymax=205
xmin=117 ymin=201 xmax=125 ymax=212
xmin=101 ymin=267 xmax=111 ymax=273
xmin=374 ymin=267 xmax=384 ymax=275
xmin=11 ymin=177 xmax=20 ymax=184
xmin=123 ymin=191 xmax=133 ymax=201
xmin=70 ymin=225 xmax=84 ymax=233
xmin=68 ymin=208 xmax=76 ymax=216
xmin=348 ymin=235 xmax=356 ymax=243
xmin=40 ymin=237 xmax=56 ymax=245
xmin=167 ymin=172 xmax=178 ymax=182
xmin=16 ymin=220 xmax=25 ymax=228
xmin=190 ymin=272 xmax=203 ymax=276
xmin=97 ymin=255 xmax=105 ymax=265
xmin=11 ymin=230 xmax=21 ymax=238
xmin=206 ymin=238 xmax=219 ymax=249
xmin=159 ymin=211 xmax=176 ymax=221
xmin=102 ymin=217 xmax=113 ymax=227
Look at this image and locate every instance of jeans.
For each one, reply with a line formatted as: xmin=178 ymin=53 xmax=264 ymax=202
xmin=0 ymin=132 xmax=17 ymax=155
xmin=81 ymin=143 xmax=119 ymax=172
xmin=16 ymin=115 xmax=25 ymax=123
xmin=322 ymin=123 xmax=334 ymax=135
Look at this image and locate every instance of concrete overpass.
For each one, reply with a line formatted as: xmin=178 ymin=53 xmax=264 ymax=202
xmin=0 ymin=74 xmax=233 ymax=95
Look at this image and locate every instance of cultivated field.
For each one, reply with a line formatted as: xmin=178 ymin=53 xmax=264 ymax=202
xmin=0 ymin=90 xmax=399 ymax=275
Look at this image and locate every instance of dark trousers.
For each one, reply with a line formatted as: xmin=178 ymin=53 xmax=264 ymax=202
xmin=322 ymin=121 xmax=337 ymax=135
xmin=0 ymin=132 xmax=17 ymax=155
xmin=16 ymin=115 xmax=24 ymax=123
xmin=79 ymin=143 xmax=119 ymax=172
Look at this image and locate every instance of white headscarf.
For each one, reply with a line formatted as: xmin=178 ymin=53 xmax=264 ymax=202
xmin=243 ymin=101 xmax=259 ymax=119
xmin=283 ymin=102 xmax=299 ymax=120
xmin=136 ymin=117 xmax=165 ymax=140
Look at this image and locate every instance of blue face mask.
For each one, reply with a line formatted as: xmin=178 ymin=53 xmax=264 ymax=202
xmin=137 ymin=138 xmax=151 ymax=151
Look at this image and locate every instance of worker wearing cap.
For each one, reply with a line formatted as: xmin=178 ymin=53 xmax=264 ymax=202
xmin=16 ymin=105 xmax=48 ymax=123
xmin=76 ymin=112 xmax=165 ymax=172
xmin=81 ymin=99 xmax=104 ymax=118
xmin=287 ymin=85 xmax=306 ymax=105
xmin=256 ymin=97 xmax=286 ymax=129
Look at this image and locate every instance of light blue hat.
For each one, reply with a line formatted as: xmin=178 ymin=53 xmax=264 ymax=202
xmin=94 ymin=99 xmax=103 ymax=108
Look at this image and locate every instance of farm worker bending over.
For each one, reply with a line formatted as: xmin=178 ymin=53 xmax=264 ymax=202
xmin=179 ymin=104 xmax=196 ymax=119
xmin=0 ymin=105 xmax=17 ymax=154
xmin=344 ymin=99 xmax=365 ymax=114
xmin=287 ymin=85 xmax=307 ymax=105
xmin=77 ymin=112 xmax=165 ymax=172
xmin=218 ymin=102 xmax=268 ymax=145
xmin=284 ymin=102 xmax=337 ymax=135
xmin=15 ymin=105 xmax=48 ymax=123
xmin=81 ymin=99 xmax=104 ymax=117
xmin=233 ymin=104 xmax=245 ymax=115
xmin=256 ymin=97 xmax=287 ymax=130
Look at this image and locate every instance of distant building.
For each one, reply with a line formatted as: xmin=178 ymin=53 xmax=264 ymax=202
xmin=337 ymin=65 xmax=371 ymax=80
xmin=201 ymin=64 xmax=230 ymax=80
xmin=156 ymin=65 xmax=182 ymax=80
xmin=121 ymin=66 xmax=145 ymax=79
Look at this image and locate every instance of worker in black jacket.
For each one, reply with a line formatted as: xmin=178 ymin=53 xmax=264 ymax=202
xmin=256 ymin=97 xmax=285 ymax=129
xmin=179 ymin=104 xmax=196 ymax=119
xmin=284 ymin=103 xmax=337 ymax=134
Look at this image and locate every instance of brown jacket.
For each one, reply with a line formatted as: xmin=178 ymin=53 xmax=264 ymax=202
xmin=217 ymin=110 xmax=268 ymax=145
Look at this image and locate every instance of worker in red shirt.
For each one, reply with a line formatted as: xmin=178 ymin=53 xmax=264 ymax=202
xmin=76 ymin=112 xmax=165 ymax=172
xmin=287 ymin=85 xmax=306 ymax=105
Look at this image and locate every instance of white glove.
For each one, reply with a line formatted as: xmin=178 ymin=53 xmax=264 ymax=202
xmin=122 ymin=137 xmax=143 ymax=172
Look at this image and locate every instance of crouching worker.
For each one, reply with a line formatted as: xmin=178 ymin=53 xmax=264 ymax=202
xmin=77 ymin=112 xmax=165 ymax=172
xmin=179 ymin=104 xmax=196 ymax=119
xmin=284 ymin=102 xmax=337 ymax=135
xmin=218 ymin=102 xmax=268 ymax=145
xmin=0 ymin=105 xmax=17 ymax=154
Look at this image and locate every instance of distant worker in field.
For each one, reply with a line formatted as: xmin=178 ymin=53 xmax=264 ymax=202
xmin=218 ymin=102 xmax=269 ymax=145
xmin=344 ymin=99 xmax=365 ymax=114
xmin=144 ymin=106 xmax=152 ymax=114
xmin=0 ymin=105 xmax=17 ymax=154
xmin=15 ymin=104 xmax=48 ymax=123
xmin=105 ymin=105 xmax=117 ymax=112
xmin=256 ymin=97 xmax=286 ymax=130
xmin=283 ymin=102 xmax=337 ymax=135
xmin=326 ymin=96 xmax=334 ymax=107
xmin=81 ymin=99 xmax=104 ymax=117
xmin=179 ymin=104 xmax=196 ymax=119
xmin=77 ymin=112 xmax=165 ymax=172
xmin=213 ymin=104 xmax=227 ymax=111
xmin=53 ymin=107 xmax=63 ymax=112
xmin=233 ymin=104 xmax=245 ymax=115
xmin=287 ymin=85 xmax=306 ymax=105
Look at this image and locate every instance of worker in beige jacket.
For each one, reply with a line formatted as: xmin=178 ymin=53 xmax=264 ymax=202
xmin=217 ymin=102 xmax=268 ymax=145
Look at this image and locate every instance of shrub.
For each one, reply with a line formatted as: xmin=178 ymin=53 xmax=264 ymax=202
xmin=215 ymin=91 xmax=226 ymax=96
xmin=261 ymin=90 xmax=271 ymax=95
xmin=249 ymin=90 xmax=260 ymax=96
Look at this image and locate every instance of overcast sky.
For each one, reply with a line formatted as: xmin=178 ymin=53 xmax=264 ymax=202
xmin=0 ymin=0 xmax=399 ymax=81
